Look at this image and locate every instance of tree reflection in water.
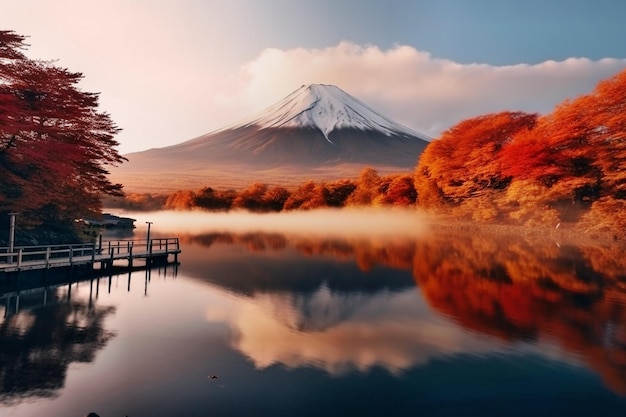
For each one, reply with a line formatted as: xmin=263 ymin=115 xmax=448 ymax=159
xmin=183 ymin=230 xmax=626 ymax=394
xmin=0 ymin=288 xmax=116 ymax=405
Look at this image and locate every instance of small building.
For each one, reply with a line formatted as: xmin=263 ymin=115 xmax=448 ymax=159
xmin=80 ymin=213 xmax=136 ymax=229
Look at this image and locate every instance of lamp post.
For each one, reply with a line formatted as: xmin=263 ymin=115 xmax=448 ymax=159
xmin=8 ymin=213 xmax=17 ymax=263
xmin=146 ymin=221 xmax=153 ymax=251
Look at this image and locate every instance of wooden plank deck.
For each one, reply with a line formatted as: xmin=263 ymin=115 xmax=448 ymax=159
xmin=0 ymin=238 xmax=181 ymax=273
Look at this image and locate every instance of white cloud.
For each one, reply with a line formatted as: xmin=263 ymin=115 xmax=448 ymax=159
xmin=216 ymin=42 xmax=626 ymax=138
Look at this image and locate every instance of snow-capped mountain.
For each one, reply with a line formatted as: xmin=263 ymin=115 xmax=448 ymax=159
xmin=225 ymin=84 xmax=429 ymax=144
xmin=109 ymin=84 xmax=431 ymax=191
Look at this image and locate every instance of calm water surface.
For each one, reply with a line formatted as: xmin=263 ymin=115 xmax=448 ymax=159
xmin=1 ymin=210 xmax=626 ymax=417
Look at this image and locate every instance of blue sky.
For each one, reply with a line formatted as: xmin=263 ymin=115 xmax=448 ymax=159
xmin=3 ymin=0 xmax=626 ymax=153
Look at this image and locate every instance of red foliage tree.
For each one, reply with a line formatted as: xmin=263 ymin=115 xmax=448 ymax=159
xmin=0 ymin=30 xmax=124 ymax=228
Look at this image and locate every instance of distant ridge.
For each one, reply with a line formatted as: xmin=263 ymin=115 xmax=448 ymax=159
xmin=109 ymin=84 xmax=431 ymax=192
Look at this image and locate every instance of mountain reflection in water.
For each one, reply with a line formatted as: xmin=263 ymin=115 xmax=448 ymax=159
xmin=183 ymin=230 xmax=626 ymax=394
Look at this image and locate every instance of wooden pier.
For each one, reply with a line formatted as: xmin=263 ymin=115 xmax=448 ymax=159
xmin=0 ymin=238 xmax=181 ymax=275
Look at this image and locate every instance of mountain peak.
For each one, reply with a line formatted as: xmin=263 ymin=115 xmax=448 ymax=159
xmin=225 ymin=84 xmax=428 ymax=143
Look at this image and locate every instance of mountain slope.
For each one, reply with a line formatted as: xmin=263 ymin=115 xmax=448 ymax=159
xmin=110 ymin=84 xmax=430 ymax=191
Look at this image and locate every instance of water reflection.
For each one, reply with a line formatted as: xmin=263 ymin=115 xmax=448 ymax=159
xmin=183 ymin=229 xmax=626 ymax=393
xmin=413 ymin=232 xmax=626 ymax=394
xmin=0 ymin=287 xmax=116 ymax=404
xmin=3 ymin=215 xmax=626 ymax=416
xmin=205 ymin=285 xmax=506 ymax=376
xmin=0 ymin=265 xmax=176 ymax=406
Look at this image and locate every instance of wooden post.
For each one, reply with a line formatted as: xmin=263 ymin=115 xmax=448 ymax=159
xmin=108 ymin=248 xmax=114 ymax=270
xmin=129 ymin=243 xmax=133 ymax=269
xmin=8 ymin=213 xmax=17 ymax=264
xmin=91 ymin=242 xmax=96 ymax=268
xmin=45 ymin=247 xmax=51 ymax=268
xmin=69 ymin=245 xmax=73 ymax=266
xmin=17 ymin=248 xmax=23 ymax=270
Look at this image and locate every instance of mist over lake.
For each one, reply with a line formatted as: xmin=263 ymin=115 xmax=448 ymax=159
xmin=2 ymin=209 xmax=626 ymax=417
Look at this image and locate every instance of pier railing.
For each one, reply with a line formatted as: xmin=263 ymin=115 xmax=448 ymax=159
xmin=0 ymin=238 xmax=180 ymax=273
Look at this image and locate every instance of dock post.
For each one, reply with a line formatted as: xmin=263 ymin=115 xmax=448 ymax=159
xmin=45 ymin=247 xmax=51 ymax=268
xmin=108 ymin=248 xmax=114 ymax=270
xmin=91 ymin=242 xmax=96 ymax=269
xmin=129 ymin=243 xmax=133 ymax=269
xmin=17 ymin=248 xmax=23 ymax=270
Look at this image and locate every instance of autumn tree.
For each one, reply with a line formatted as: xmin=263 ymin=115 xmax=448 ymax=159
xmin=283 ymin=181 xmax=322 ymax=210
xmin=414 ymin=68 xmax=626 ymax=232
xmin=375 ymin=174 xmax=417 ymax=206
xmin=263 ymin=186 xmax=290 ymax=211
xmin=414 ymin=111 xmax=537 ymax=209
xmin=323 ymin=179 xmax=356 ymax=207
xmin=0 ymin=30 xmax=125 ymax=234
xmin=193 ymin=187 xmax=236 ymax=211
xmin=345 ymin=167 xmax=383 ymax=206
xmin=500 ymin=69 xmax=626 ymax=224
xmin=164 ymin=190 xmax=196 ymax=210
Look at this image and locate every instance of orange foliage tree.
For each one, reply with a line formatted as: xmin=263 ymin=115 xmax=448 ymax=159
xmin=345 ymin=167 xmax=383 ymax=206
xmin=283 ymin=181 xmax=326 ymax=210
xmin=500 ymin=69 xmax=626 ymax=225
xmin=193 ymin=187 xmax=237 ymax=211
xmin=414 ymin=68 xmax=626 ymax=232
xmin=164 ymin=190 xmax=196 ymax=210
xmin=414 ymin=111 xmax=537 ymax=209
xmin=375 ymin=174 xmax=417 ymax=206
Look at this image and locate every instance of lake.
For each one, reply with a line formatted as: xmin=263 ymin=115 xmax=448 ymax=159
xmin=2 ymin=209 xmax=626 ymax=417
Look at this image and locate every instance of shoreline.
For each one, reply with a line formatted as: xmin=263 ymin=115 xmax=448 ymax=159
xmin=426 ymin=219 xmax=625 ymax=249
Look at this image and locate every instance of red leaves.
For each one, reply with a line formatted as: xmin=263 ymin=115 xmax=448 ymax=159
xmin=0 ymin=30 xmax=125 ymax=225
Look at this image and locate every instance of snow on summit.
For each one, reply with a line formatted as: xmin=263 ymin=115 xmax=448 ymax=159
xmin=228 ymin=84 xmax=428 ymax=143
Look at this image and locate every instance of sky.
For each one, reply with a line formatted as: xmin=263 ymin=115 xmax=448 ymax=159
xmin=3 ymin=0 xmax=626 ymax=154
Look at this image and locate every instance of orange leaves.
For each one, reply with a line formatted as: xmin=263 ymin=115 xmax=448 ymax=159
xmin=375 ymin=174 xmax=416 ymax=206
xmin=414 ymin=68 xmax=626 ymax=231
xmin=414 ymin=111 xmax=537 ymax=208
